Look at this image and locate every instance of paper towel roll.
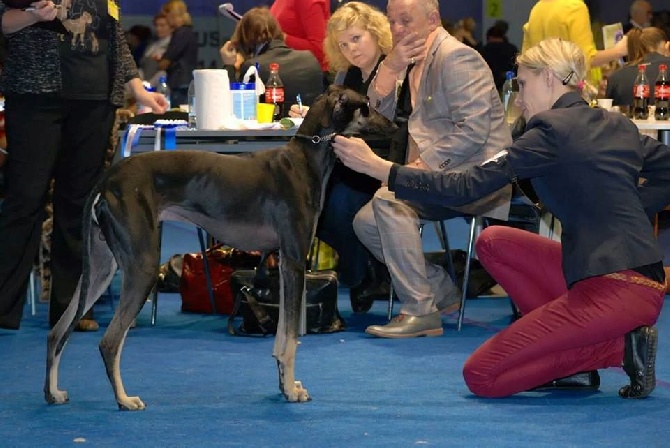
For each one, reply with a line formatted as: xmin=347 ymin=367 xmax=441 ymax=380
xmin=193 ymin=69 xmax=233 ymax=130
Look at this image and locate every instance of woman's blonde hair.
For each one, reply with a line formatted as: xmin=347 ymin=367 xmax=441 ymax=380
xmin=626 ymin=27 xmax=669 ymax=65
xmin=161 ymin=0 xmax=193 ymax=27
xmin=324 ymin=2 xmax=392 ymax=73
xmin=517 ymin=38 xmax=596 ymax=99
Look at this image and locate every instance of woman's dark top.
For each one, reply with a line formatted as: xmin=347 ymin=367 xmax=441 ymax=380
xmin=388 ymin=92 xmax=669 ymax=286
xmin=0 ymin=0 xmax=138 ymax=107
xmin=162 ymin=25 xmax=198 ymax=89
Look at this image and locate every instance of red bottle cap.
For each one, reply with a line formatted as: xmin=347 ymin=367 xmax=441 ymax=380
xmin=660 ymin=64 xmax=668 ymax=71
xmin=269 ymin=63 xmax=279 ymax=71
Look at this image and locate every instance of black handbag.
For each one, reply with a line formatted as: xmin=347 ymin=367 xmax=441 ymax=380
xmin=227 ymin=260 xmax=344 ymax=336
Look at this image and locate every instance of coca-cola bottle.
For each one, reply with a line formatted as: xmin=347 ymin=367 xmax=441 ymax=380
xmin=264 ymin=63 xmax=285 ymax=121
xmin=633 ymin=64 xmax=650 ymax=120
xmin=655 ymin=63 xmax=669 ymax=120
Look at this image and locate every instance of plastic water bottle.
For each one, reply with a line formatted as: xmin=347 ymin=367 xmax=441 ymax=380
xmin=157 ymin=76 xmax=171 ymax=110
xmin=187 ymin=78 xmax=197 ymax=128
xmin=501 ymin=71 xmax=515 ymax=111
xmin=501 ymin=71 xmax=521 ymax=125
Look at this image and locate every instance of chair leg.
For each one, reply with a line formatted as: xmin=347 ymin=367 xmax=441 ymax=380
xmin=151 ymin=222 xmax=164 ymax=326
xmin=456 ymin=216 xmax=481 ymax=331
xmin=436 ymin=220 xmax=457 ymax=282
xmin=197 ymin=227 xmax=216 ymax=314
xmin=27 ymin=269 xmax=37 ymax=316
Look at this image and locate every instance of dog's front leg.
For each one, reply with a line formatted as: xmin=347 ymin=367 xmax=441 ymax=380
xmin=273 ymin=255 xmax=310 ymax=402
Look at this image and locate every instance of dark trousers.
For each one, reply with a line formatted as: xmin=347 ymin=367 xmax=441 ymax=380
xmin=463 ymin=226 xmax=665 ymax=397
xmin=316 ymin=179 xmax=373 ymax=287
xmin=0 ymin=94 xmax=115 ymax=329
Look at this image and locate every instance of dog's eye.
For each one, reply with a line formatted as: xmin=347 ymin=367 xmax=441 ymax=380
xmin=359 ymin=103 xmax=370 ymax=117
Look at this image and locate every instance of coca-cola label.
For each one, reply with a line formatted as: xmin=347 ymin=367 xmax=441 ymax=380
xmin=655 ymin=84 xmax=670 ymax=99
xmin=634 ymin=84 xmax=650 ymax=98
xmin=265 ymin=87 xmax=285 ymax=103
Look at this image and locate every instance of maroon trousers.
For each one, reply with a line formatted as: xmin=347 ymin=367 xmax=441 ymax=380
xmin=463 ymin=226 xmax=665 ymax=398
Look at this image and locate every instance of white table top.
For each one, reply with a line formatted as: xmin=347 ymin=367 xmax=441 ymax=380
xmin=632 ymin=119 xmax=670 ymax=130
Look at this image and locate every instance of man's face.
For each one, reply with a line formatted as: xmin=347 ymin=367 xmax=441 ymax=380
xmin=387 ymin=0 xmax=432 ymax=45
xmin=633 ymin=1 xmax=653 ymax=26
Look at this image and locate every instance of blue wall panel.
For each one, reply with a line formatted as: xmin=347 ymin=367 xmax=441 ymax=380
xmin=120 ymin=0 xmax=482 ymax=23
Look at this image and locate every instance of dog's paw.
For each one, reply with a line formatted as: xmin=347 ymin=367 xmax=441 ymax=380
xmin=45 ymin=389 xmax=69 ymax=405
xmin=284 ymin=380 xmax=311 ymax=402
xmin=117 ymin=396 xmax=146 ymax=411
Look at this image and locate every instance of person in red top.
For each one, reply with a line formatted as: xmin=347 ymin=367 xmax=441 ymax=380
xmin=270 ymin=0 xmax=329 ymax=80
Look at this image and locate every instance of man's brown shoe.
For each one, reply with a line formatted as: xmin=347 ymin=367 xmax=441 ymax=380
xmin=365 ymin=312 xmax=443 ymax=338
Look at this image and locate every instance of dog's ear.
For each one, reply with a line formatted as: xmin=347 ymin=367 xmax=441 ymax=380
xmin=319 ymin=89 xmax=347 ymax=128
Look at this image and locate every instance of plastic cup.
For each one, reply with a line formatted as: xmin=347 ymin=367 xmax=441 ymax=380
xmin=596 ymin=98 xmax=613 ymax=110
xmin=257 ymin=103 xmax=275 ymax=123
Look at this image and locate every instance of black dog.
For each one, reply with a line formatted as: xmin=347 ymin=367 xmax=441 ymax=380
xmin=44 ymin=86 xmax=396 ymax=410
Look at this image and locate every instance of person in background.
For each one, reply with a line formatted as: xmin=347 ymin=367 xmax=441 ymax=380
xmin=344 ymin=0 xmax=511 ymax=338
xmin=287 ymin=1 xmax=395 ymax=312
xmin=333 ymin=38 xmax=669 ymax=399
xmin=479 ymin=24 xmax=518 ymax=92
xmin=606 ymin=27 xmax=670 ymax=107
xmin=139 ymin=12 xmax=172 ymax=87
xmin=157 ymin=0 xmax=197 ymax=107
xmin=623 ymin=0 xmax=653 ymax=34
xmin=270 ymin=0 xmax=330 ymax=85
xmin=127 ymin=24 xmax=152 ymax=67
xmin=219 ymin=7 xmax=323 ymax=108
xmin=0 ymin=0 xmax=168 ymax=332
xmin=452 ymin=17 xmax=479 ymax=50
xmin=523 ymin=0 xmax=629 ymax=69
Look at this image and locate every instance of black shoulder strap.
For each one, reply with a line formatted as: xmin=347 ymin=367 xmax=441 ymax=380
xmin=395 ymin=64 xmax=414 ymax=122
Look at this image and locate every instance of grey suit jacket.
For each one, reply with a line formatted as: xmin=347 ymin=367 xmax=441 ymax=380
xmin=368 ymin=28 xmax=511 ymax=220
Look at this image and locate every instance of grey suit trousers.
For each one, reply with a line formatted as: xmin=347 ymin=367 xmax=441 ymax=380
xmin=353 ymin=187 xmax=462 ymax=316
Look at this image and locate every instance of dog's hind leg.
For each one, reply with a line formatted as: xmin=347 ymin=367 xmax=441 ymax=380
xmin=99 ymin=246 xmax=160 ymax=411
xmin=45 ymin=224 xmax=118 ymax=405
xmin=273 ymin=253 xmax=311 ymax=402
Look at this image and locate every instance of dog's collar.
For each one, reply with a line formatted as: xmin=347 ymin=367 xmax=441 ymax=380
xmin=294 ymin=132 xmax=337 ymax=144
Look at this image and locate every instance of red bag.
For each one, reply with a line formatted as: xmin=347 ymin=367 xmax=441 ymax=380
xmin=179 ymin=246 xmax=265 ymax=315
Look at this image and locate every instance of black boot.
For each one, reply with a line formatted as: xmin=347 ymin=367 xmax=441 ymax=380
xmin=531 ymin=371 xmax=600 ymax=391
xmin=619 ymin=326 xmax=658 ymax=399
xmin=349 ymin=260 xmax=390 ymax=313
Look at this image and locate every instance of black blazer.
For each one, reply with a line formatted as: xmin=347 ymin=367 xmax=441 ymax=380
xmin=226 ymin=39 xmax=323 ymax=108
xmin=606 ymin=52 xmax=670 ymax=106
xmin=388 ymin=92 xmax=670 ymax=287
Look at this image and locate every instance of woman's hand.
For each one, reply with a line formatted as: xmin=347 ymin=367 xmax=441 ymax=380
xmin=613 ymin=35 xmax=628 ymax=57
xmin=27 ymin=1 xmax=58 ymax=22
xmin=288 ymin=104 xmax=309 ymax=118
xmin=332 ymin=136 xmax=393 ymax=182
xmin=131 ymin=84 xmax=170 ymax=114
xmin=219 ymin=41 xmax=238 ymax=65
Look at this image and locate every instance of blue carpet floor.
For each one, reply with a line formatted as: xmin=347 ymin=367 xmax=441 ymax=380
xmin=1 ymin=222 xmax=669 ymax=447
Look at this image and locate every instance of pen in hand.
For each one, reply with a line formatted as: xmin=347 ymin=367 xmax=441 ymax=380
xmin=296 ymin=94 xmax=303 ymax=117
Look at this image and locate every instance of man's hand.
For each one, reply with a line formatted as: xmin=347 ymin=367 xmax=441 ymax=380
xmin=384 ymin=32 xmax=427 ymax=72
xmin=332 ymin=135 xmax=393 ymax=182
xmin=137 ymin=90 xmax=170 ymax=114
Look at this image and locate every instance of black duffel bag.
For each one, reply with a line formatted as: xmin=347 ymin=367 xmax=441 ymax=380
xmin=227 ymin=259 xmax=344 ymax=336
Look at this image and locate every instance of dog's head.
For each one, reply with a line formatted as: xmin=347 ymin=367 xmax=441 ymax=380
xmin=304 ymin=85 xmax=396 ymax=137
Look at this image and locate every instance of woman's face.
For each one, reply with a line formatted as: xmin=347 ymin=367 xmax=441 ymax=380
xmin=164 ymin=9 xmax=181 ymax=28
xmin=516 ymin=65 xmax=553 ymax=121
xmin=154 ymin=18 xmax=171 ymax=39
xmin=336 ymin=25 xmax=381 ymax=74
